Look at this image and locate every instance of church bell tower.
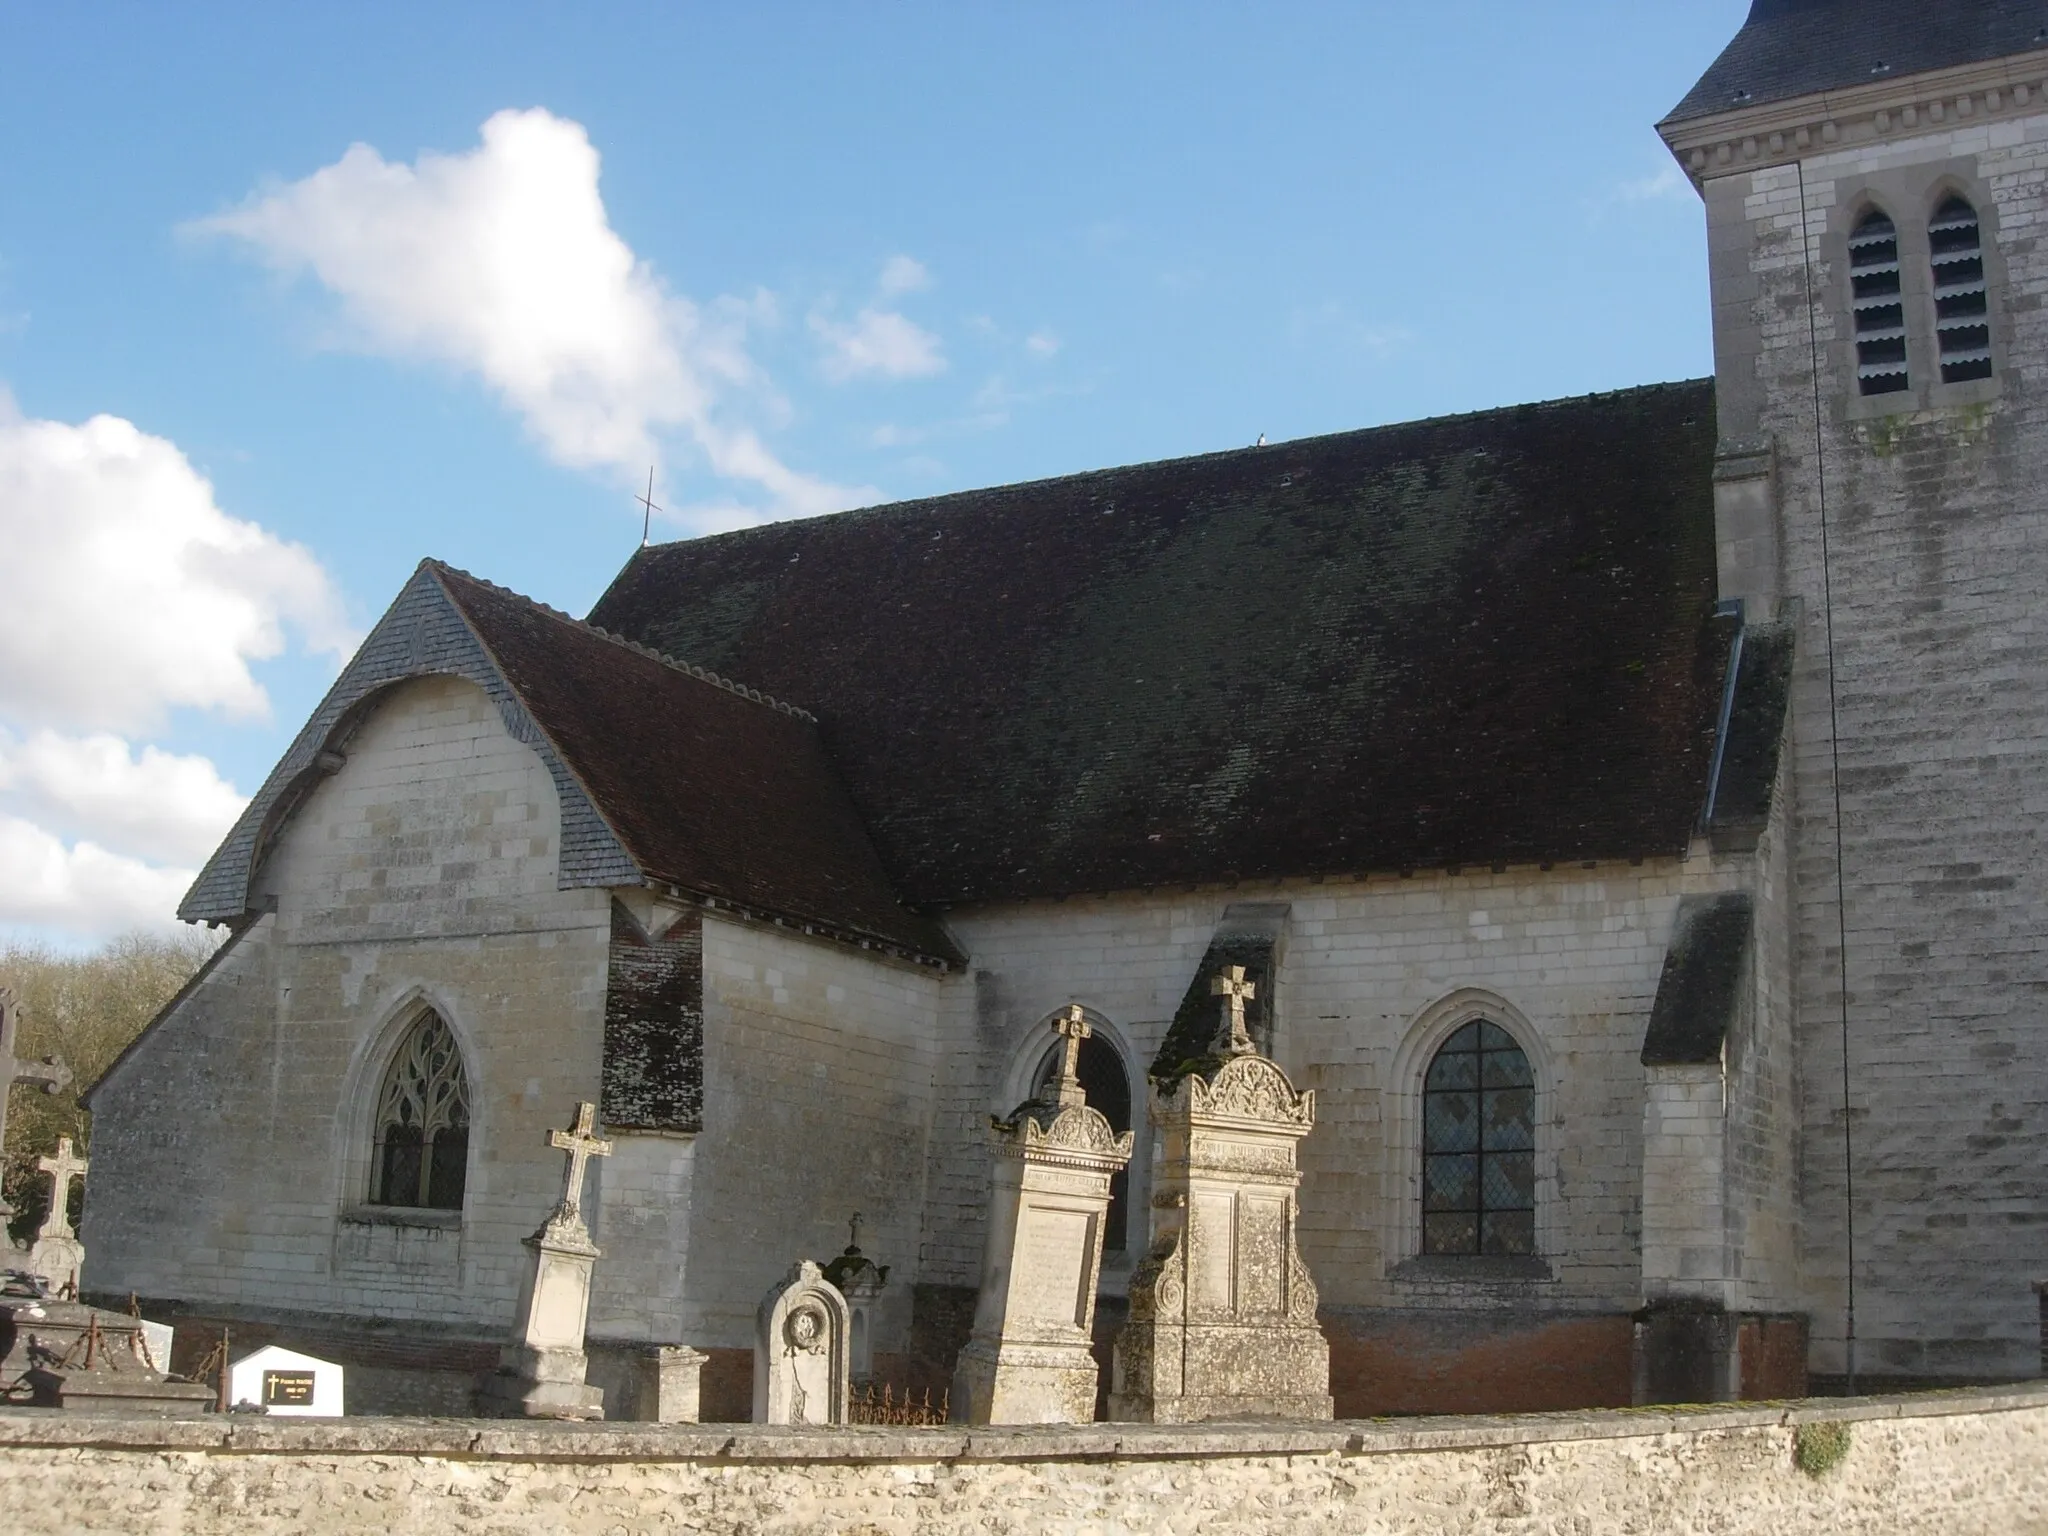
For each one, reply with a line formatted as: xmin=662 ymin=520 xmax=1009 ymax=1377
xmin=1660 ymin=0 xmax=2048 ymax=1389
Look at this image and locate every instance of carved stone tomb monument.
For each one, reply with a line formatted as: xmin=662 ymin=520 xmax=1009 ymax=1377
xmin=28 ymin=1135 xmax=89 ymax=1298
xmin=754 ymin=1259 xmax=852 ymax=1424
xmin=821 ymin=1213 xmax=890 ymax=1384
xmin=1110 ymin=967 xmax=1333 ymax=1421
xmin=953 ymin=1004 xmax=1135 ymax=1424
xmin=478 ymin=1101 xmax=612 ymax=1419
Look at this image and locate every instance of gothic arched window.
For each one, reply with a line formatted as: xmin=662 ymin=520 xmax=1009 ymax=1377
xmin=372 ymin=1011 xmax=471 ymax=1209
xmin=1849 ymin=209 xmax=1909 ymax=396
xmin=1032 ymin=1031 xmax=1133 ymax=1252
xmin=1422 ymin=1020 xmax=1534 ymax=1256
xmin=1930 ymin=195 xmax=1993 ymax=384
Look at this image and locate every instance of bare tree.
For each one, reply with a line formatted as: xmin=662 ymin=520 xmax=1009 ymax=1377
xmin=2 ymin=928 xmax=220 ymax=1244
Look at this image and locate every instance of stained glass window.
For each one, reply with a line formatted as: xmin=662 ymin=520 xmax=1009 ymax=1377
xmin=1421 ymin=1020 xmax=1534 ymax=1256
xmin=372 ymin=1011 xmax=471 ymax=1209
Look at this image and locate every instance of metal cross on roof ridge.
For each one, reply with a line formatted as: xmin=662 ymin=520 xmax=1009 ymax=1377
xmin=1051 ymin=1003 xmax=1092 ymax=1108
xmin=1211 ymin=965 xmax=1258 ymax=1056
xmin=0 ymin=987 xmax=72 ymax=1219
xmin=636 ymin=467 xmax=663 ymax=548
xmin=36 ymin=1134 xmax=89 ymax=1242
xmin=547 ymin=1101 xmax=613 ymax=1222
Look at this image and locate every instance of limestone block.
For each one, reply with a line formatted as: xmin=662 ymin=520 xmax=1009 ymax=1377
xmin=755 ymin=1260 xmax=851 ymax=1425
xmin=637 ymin=1344 xmax=706 ymax=1422
xmin=1110 ymin=1052 xmax=1332 ymax=1422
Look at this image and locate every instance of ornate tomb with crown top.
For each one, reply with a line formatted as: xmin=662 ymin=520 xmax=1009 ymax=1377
xmin=1109 ymin=966 xmax=1332 ymax=1422
xmin=477 ymin=1101 xmax=612 ymax=1419
xmin=821 ymin=1212 xmax=890 ymax=1385
xmin=952 ymin=1004 xmax=1134 ymax=1425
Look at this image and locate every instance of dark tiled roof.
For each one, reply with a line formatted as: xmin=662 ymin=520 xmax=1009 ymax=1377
xmin=1642 ymin=893 xmax=1755 ymax=1067
xmin=1706 ymin=620 xmax=1795 ymax=853
xmin=436 ymin=567 xmax=960 ymax=961
xmin=1666 ymin=0 xmax=2048 ymax=126
xmin=589 ymin=382 xmax=1729 ymax=905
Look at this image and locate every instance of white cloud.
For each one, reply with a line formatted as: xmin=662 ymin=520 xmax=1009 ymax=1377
xmin=0 ymin=404 xmax=352 ymax=735
xmin=877 ymin=255 xmax=930 ymax=297
xmin=0 ymin=816 xmax=195 ymax=938
xmin=811 ymin=307 xmax=947 ymax=383
xmin=194 ymin=107 xmax=860 ymax=520
xmin=1614 ymin=163 xmax=1690 ymax=204
xmin=1025 ymin=329 xmax=1061 ymax=358
xmin=0 ymin=731 xmax=246 ymax=867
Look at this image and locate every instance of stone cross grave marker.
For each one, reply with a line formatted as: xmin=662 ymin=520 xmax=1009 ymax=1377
xmin=1210 ymin=965 xmax=1258 ymax=1056
xmin=29 ymin=1135 xmax=89 ymax=1297
xmin=822 ymin=1211 xmax=891 ymax=1383
xmin=547 ymin=1100 xmax=609 ymax=1225
xmin=0 ymin=987 xmax=71 ymax=1218
xmin=35 ymin=1136 xmax=87 ymax=1242
xmin=478 ymin=1101 xmax=613 ymax=1419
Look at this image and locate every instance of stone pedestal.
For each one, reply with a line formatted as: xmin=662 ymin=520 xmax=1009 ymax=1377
xmin=636 ymin=1344 xmax=706 ymax=1422
xmin=1 ymin=1296 xmax=214 ymax=1416
xmin=28 ymin=1233 xmax=84 ymax=1298
xmin=755 ymin=1260 xmax=852 ymax=1424
xmin=1109 ymin=1051 xmax=1332 ymax=1422
xmin=954 ymin=1008 xmax=1134 ymax=1424
xmin=479 ymin=1219 xmax=606 ymax=1418
xmin=478 ymin=1102 xmax=611 ymax=1420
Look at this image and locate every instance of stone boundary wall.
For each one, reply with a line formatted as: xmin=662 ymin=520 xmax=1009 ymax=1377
xmin=2 ymin=1386 xmax=2046 ymax=1534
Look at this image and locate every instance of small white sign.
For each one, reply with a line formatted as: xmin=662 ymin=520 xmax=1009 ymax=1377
xmin=228 ymin=1344 xmax=344 ymax=1417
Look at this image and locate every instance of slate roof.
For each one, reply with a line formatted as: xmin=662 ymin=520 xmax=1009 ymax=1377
xmin=1665 ymin=0 xmax=2048 ymax=126
xmin=1642 ymin=893 xmax=1755 ymax=1067
xmin=431 ymin=568 xmax=960 ymax=960
xmin=179 ymin=561 xmax=957 ymax=963
xmin=589 ymin=381 xmax=1729 ymax=907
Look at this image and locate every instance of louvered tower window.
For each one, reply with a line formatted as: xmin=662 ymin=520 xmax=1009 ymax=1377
xmin=372 ymin=1010 xmax=471 ymax=1208
xmin=1930 ymin=196 xmax=1993 ymax=383
xmin=1849 ymin=210 xmax=1909 ymax=395
xmin=1421 ymin=1021 xmax=1535 ymax=1256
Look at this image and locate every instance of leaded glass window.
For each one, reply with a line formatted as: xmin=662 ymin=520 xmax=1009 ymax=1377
xmin=1850 ymin=209 xmax=1910 ymax=396
xmin=372 ymin=1011 xmax=471 ymax=1209
xmin=1929 ymin=196 xmax=1993 ymax=384
xmin=1422 ymin=1020 xmax=1534 ymax=1256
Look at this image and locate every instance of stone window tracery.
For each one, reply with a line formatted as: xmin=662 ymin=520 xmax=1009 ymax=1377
xmin=1421 ymin=1020 xmax=1535 ymax=1256
xmin=372 ymin=1010 xmax=471 ymax=1209
xmin=1929 ymin=195 xmax=1993 ymax=384
xmin=1849 ymin=208 xmax=1910 ymax=396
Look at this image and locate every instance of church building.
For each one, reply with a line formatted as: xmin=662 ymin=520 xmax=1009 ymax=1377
xmin=82 ymin=0 xmax=2048 ymax=1414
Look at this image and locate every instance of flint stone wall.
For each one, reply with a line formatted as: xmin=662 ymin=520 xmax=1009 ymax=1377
xmin=1 ymin=1386 xmax=2045 ymax=1535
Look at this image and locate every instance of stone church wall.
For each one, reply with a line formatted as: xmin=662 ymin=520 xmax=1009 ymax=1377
xmin=85 ymin=674 xmax=616 ymax=1338
xmin=931 ymin=851 xmax=1773 ymax=1412
xmin=678 ymin=915 xmax=943 ymax=1414
xmin=1705 ymin=103 xmax=2048 ymax=1383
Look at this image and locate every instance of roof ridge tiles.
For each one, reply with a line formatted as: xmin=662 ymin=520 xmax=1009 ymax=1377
xmin=423 ymin=558 xmax=816 ymax=721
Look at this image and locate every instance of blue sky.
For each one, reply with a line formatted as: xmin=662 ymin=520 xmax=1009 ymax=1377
xmin=0 ymin=1 xmax=1747 ymax=945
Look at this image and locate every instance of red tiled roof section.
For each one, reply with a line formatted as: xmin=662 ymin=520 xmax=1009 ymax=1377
xmin=588 ymin=382 xmax=1729 ymax=905
xmin=433 ymin=565 xmax=960 ymax=962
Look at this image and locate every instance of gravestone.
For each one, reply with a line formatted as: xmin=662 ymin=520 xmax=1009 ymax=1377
xmin=0 ymin=987 xmax=70 ymax=1220
xmin=478 ymin=1101 xmax=612 ymax=1419
xmin=821 ymin=1213 xmax=890 ymax=1383
xmin=28 ymin=1135 xmax=88 ymax=1297
xmin=0 ymin=1275 xmax=213 ymax=1416
xmin=754 ymin=1260 xmax=851 ymax=1425
xmin=953 ymin=1005 xmax=1134 ymax=1424
xmin=1109 ymin=967 xmax=1333 ymax=1421
xmin=230 ymin=1343 xmax=345 ymax=1416
xmin=635 ymin=1343 xmax=707 ymax=1422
